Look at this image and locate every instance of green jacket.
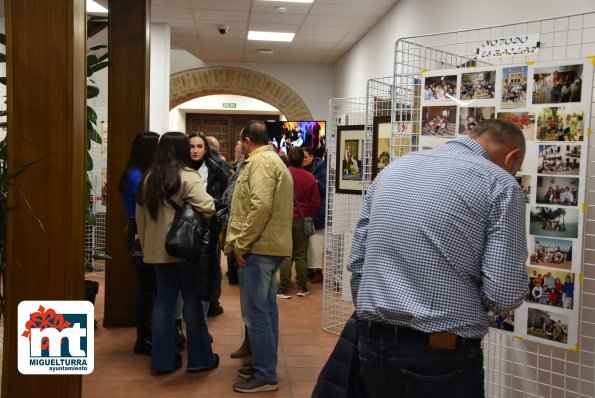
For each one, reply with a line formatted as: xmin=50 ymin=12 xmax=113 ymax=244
xmin=224 ymin=145 xmax=293 ymax=257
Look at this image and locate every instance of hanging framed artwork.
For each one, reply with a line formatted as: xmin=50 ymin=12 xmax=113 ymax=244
xmin=335 ymin=125 xmax=365 ymax=194
xmin=372 ymin=116 xmax=391 ymax=179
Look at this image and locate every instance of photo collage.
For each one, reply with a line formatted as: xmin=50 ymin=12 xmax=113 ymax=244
xmin=420 ymin=60 xmax=592 ymax=349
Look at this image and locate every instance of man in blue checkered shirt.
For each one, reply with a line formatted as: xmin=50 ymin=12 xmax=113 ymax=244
xmin=348 ymin=119 xmax=528 ymax=397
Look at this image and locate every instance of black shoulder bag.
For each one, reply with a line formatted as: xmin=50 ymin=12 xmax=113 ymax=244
xmin=165 ymin=197 xmax=209 ymax=260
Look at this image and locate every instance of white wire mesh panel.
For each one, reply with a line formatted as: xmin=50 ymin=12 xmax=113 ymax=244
xmin=322 ymin=97 xmax=368 ymax=334
xmin=85 ymin=107 xmax=108 ymax=277
xmin=392 ymin=11 xmax=595 ymax=398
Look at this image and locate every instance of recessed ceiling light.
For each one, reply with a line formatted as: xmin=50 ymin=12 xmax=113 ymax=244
xmin=87 ymin=0 xmax=108 ymax=13
xmin=262 ymin=0 xmax=313 ymax=3
xmin=248 ymin=31 xmax=295 ymax=42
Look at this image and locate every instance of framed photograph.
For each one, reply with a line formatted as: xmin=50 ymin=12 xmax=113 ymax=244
xmin=336 ymin=125 xmax=365 ymax=194
xmin=488 ymin=310 xmax=515 ymax=332
xmin=460 ymin=70 xmax=496 ymax=99
xmin=529 ymin=206 xmax=579 ymax=239
xmin=527 ymin=307 xmax=569 ymax=345
xmin=536 ymin=176 xmax=578 ymax=206
xmin=526 ymin=266 xmax=575 ymax=309
xmin=537 ymin=144 xmax=581 ymax=175
xmin=423 ymin=74 xmax=458 ymax=100
xmin=501 ymin=66 xmax=528 ymax=108
xmin=532 ymin=64 xmax=583 ymax=104
xmin=497 ymin=112 xmax=535 ymax=141
xmin=529 ymin=236 xmax=573 ymax=270
xmin=536 ymin=106 xmax=585 ymax=142
xmin=371 ymin=116 xmax=414 ymax=179
xmin=421 ymin=105 xmax=457 ymax=137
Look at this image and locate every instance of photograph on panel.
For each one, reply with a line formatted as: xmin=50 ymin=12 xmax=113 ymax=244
xmin=501 ymin=65 xmax=528 ymax=108
xmin=529 ymin=236 xmax=573 ymax=270
xmin=497 ymin=112 xmax=535 ymax=141
xmin=458 ymin=106 xmax=495 ymax=135
xmin=487 ymin=310 xmax=515 ymax=332
xmin=335 ymin=125 xmax=366 ymax=195
xmin=460 ymin=70 xmax=496 ymax=100
xmin=421 ymin=105 xmax=457 ymax=137
xmin=532 ymin=64 xmax=583 ymax=104
xmin=515 ymin=174 xmax=532 ymax=204
xmin=526 ymin=266 xmax=575 ymax=309
xmin=529 ymin=206 xmax=579 ymax=239
xmin=537 ymin=144 xmax=581 ymax=175
xmin=536 ymin=176 xmax=578 ymax=206
xmin=423 ymin=75 xmax=458 ymax=100
xmin=527 ymin=307 xmax=569 ymax=344
xmin=342 ymin=139 xmax=363 ymax=181
xmin=536 ymin=106 xmax=585 ymax=142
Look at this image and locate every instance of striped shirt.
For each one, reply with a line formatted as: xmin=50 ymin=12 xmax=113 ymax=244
xmin=347 ymin=137 xmax=528 ymax=338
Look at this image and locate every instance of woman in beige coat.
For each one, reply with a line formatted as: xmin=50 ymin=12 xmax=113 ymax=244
xmin=136 ymin=132 xmax=218 ymax=374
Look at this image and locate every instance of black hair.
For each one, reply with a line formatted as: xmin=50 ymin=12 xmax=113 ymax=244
xmin=288 ymin=146 xmax=304 ymax=167
xmin=302 ymin=146 xmax=314 ymax=156
xmin=117 ymin=131 xmax=159 ymax=193
xmin=137 ymin=132 xmax=192 ymax=220
xmin=241 ymin=120 xmax=269 ymax=146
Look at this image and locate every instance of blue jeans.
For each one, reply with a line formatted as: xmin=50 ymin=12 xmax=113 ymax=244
xmin=358 ymin=323 xmax=484 ymax=398
xmin=152 ymin=263 xmax=216 ymax=372
xmin=238 ymin=253 xmax=283 ymax=383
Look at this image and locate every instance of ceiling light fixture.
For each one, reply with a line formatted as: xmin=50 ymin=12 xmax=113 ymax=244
xmin=248 ymin=31 xmax=295 ymax=42
xmin=262 ymin=0 xmax=313 ymax=3
xmin=258 ymin=49 xmax=274 ymax=55
xmin=87 ymin=0 xmax=108 ymax=14
xmin=275 ymin=6 xmax=288 ymax=13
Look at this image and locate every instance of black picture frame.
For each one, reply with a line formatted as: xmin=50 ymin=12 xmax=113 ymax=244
xmin=335 ymin=125 xmax=365 ymax=194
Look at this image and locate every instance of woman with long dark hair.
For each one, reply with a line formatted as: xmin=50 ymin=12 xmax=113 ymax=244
xmin=136 ymin=132 xmax=219 ymax=374
xmin=187 ymin=131 xmax=229 ymax=317
xmin=118 ymin=131 xmax=159 ymax=355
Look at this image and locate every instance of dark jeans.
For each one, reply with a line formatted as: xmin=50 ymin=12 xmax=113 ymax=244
xmin=209 ymin=240 xmax=222 ymax=307
xmin=357 ymin=321 xmax=484 ymax=398
xmin=227 ymin=253 xmax=239 ymax=284
xmin=152 ymin=262 xmax=215 ymax=372
xmin=132 ymin=256 xmax=156 ymax=341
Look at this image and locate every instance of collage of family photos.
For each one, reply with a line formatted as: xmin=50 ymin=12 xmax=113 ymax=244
xmin=418 ymin=59 xmax=592 ymax=349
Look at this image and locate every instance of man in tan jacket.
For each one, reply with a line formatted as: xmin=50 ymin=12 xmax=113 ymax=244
xmin=225 ymin=120 xmax=293 ymax=393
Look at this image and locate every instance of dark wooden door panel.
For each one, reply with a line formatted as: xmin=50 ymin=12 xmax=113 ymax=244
xmin=186 ymin=113 xmax=278 ymax=161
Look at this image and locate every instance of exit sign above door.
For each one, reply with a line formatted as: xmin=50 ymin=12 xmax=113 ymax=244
xmin=222 ymin=103 xmax=237 ymax=108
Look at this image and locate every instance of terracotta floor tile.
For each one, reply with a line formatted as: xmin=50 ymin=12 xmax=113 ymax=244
xmin=84 ymin=263 xmax=339 ymax=397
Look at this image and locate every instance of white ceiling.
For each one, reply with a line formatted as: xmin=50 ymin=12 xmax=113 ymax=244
xmin=94 ymin=0 xmax=399 ymax=64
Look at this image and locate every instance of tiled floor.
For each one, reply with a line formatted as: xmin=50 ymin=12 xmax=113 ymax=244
xmin=83 ymin=266 xmax=338 ymax=398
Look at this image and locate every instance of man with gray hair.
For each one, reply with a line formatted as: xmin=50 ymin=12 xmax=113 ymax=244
xmin=348 ymin=119 xmax=528 ymax=397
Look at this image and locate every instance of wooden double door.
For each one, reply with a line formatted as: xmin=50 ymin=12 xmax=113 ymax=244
xmin=186 ymin=113 xmax=279 ymax=161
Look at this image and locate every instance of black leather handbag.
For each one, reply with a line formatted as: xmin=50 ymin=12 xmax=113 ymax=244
xmin=165 ymin=197 xmax=209 ymax=260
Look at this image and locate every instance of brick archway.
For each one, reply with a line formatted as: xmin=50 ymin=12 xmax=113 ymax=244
xmin=170 ymin=66 xmax=313 ymax=120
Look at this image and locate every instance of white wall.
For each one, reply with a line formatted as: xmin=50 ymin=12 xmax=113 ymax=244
xmin=170 ymin=49 xmax=333 ymax=120
xmin=333 ymin=0 xmax=595 ymax=98
xmin=150 ymin=23 xmax=171 ymax=134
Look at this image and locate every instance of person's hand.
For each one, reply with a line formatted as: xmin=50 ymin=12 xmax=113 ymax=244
xmin=235 ymin=251 xmax=247 ymax=268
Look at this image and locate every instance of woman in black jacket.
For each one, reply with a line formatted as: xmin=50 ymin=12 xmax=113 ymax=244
xmin=188 ymin=131 xmax=229 ymax=316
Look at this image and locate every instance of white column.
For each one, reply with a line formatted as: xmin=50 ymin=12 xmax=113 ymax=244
xmin=150 ymin=23 xmax=170 ymax=134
